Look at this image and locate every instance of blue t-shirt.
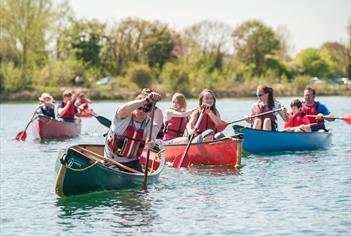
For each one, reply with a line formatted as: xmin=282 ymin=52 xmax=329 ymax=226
xmin=316 ymin=102 xmax=330 ymax=116
xmin=312 ymin=102 xmax=331 ymax=131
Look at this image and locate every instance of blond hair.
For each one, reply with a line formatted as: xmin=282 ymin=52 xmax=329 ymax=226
xmin=172 ymin=93 xmax=187 ymax=111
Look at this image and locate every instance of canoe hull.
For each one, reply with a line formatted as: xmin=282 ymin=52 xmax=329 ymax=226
xmin=233 ymin=125 xmax=332 ymax=154
xmin=55 ymin=144 xmax=165 ymax=197
xmin=164 ymin=136 xmax=243 ymax=167
xmin=32 ymin=116 xmax=81 ymax=139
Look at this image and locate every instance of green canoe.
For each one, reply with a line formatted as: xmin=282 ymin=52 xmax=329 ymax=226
xmin=54 ymin=144 xmax=165 ymax=197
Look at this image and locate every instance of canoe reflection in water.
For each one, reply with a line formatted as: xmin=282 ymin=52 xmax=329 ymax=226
xmin=186 ymin=165 xmax=242 ymax=177
xmin=56 ymin=190 xmax=158 ymax=231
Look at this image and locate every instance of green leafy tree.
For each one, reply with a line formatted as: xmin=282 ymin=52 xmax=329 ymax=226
xmin=295 ymin=48 xmax=337 ymax=78
xmin=232 ymin=20 xmax=281 ymax=75
xmin=321 ymin=42 xmax=348 ymax=76
xmin=346 ymin=20 xmax=351 ymax=78
xmin=109 ymin=18 xmax=177 ymax=74
xmin=0 ymin=0 xmax=71 ymax=91
xmin=183 ymin=20 xmax=233 ymax=72
xmin=57 ymin=19 xmax=108 ymax=74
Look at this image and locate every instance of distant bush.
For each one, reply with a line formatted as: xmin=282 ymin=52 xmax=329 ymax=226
xmin=33 ymin=59 xmax=86 ymax=87
xmin=0 ymin=62 xmax=27 ymax=92
xmin=291 ymin=75 xmax=312 ymax=92
xmin=161 ymin=62 xmax=191 ymax=96
xmin=125 ymin=63 xmax=154 ymax=88
xmin=110 ymin=76 xmax=139 ymax=91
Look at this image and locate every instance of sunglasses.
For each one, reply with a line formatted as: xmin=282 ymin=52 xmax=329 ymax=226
xmin=256 ymin=93 xmax=265 ymax=97
xmin=138 ymin=106 xmax=152 ymax=113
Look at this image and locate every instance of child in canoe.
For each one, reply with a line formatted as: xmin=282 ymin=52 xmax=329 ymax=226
xmin=75 ymin=92 xmax=96 ymax=116
xmin=162 ymin=93 xmax=194 ymax=141
xmin=284 ymin=99 xmax=312 ymax=132
xmin=164 ymin=89 xmax=225 ymax=144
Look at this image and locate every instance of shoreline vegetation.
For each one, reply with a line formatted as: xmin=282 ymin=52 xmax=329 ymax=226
xmin=1 ymin=0 xmax=350 ymax=103
xmin=1 ymin=83 xmax=350 ymax=102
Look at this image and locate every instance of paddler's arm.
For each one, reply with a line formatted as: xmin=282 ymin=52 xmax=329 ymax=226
xmin=116 ymin=98 xmax=149 ymax=119
xmin=186 ymin=110 xmax=198 ymax=135
xmin=278 ymin=106 xmax=289 ymax=122
xmin=58 ymin=100 xmax=72 ymax=117
xmin=207 ymin=110 xmax=223 ymax=126
xmin=117 ymin=92 xmax=160 ymax=119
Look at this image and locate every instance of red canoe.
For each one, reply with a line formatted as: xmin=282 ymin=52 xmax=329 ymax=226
xmin=164 ymin=136 xmax=243 ymax=167
xmin=32 ymin=116 xmax=81 ymax=139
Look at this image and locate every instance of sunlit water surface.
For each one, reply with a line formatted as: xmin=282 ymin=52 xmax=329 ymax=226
xmin=1 ymin=96 xmax=350 ymax=235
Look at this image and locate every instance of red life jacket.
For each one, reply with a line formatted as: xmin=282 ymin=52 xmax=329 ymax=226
xmin=163 ymin=116 xmax=188 ymax=141
xmin=284 ymin=112 xmax=309 ymax=128
xmin=107 ymin=118 xmax=148 ymax=159
xmin=301 ymin=102 xmax=324 ymax=125
xmin=61 ymin=101 xmax=76 ymax=119
xmin=197 ymin=112 xmax=217 ymax=134
xmin=253 ymin=103 xmax=276 ymax=125
xmin=78 ymin=98 xmax=89 ymax=109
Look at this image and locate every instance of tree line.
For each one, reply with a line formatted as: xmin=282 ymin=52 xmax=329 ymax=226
xmin=0 ymin=0 xmax=350 ymax=97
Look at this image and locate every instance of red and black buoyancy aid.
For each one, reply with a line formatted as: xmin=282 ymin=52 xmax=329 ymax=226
xmin=60 ymin=101 xmax=76 ymax=119
xmin=197 ymin=112 xmax=217 ymax=134
xmin=301 ymin=102 xmax=324 ymax=125
xmin=284 ymin=112 xmax=309 ymax=128
xmin=107 ymin=118 xmax=149 ymax=159
xmin=254 ymin=103 xmax=277 ymax=125
xmin=78 ymin=98 xmax=89 ymax=109
xmin=163 ymin=116 xmax=188 ymax=140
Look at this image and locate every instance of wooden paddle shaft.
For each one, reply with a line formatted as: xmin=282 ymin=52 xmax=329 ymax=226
xmin=143 ymin=103 xmax=156 ymax=191
xmin=73 ymin=146 xmax=141 ymax=174
xmin=173 ymin=109 xmax=205 ymax=168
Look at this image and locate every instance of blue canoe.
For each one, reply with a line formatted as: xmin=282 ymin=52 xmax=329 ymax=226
xmin=233 ymin=125 xmax=332 ymax=154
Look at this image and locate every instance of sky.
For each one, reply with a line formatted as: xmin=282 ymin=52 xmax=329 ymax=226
xmin=69 ymin=0 xmax=351 ymax=56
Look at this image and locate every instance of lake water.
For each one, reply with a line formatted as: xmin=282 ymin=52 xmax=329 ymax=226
xmin=1 ymin=96 xmax=350 ymax=235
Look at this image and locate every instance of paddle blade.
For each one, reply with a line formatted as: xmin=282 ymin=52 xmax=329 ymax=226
xmin=15 ymin=131 xmax=27 ymax=141
xmin=216 ymin=121 xmax=229 ymax=132
xmin=172 ymin=152 xmax=191 ymax=168
xmin=341 ymin=114 xmax=351 ymax=125
xmin=96 ymin=116 xmax=112 ymax=128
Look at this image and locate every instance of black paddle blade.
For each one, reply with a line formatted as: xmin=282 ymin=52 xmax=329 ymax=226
xmin=96 ymin=116 xmax=111 ymax=128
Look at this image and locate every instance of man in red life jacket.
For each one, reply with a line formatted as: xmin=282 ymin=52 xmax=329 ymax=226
xmin=284 ymin=99 xmax=311 ymax=132
xmin=104 ymin=90 xmax=161 ymax=172
xmin=302 ymin=88 xmax=334 ymax=131
xmin=57 ymin=90 xmax=78 ymax=122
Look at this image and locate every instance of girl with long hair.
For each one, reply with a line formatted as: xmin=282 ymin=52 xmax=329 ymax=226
xmin=247 ymin=85 xmax=288 ymax=131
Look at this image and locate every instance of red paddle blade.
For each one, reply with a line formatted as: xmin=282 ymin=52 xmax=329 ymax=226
xmin=341 ymin=114 xmax=351 ymax=124
xmin=15 ymin=131 xmax=27 ymax=141
xmin=216 ymin=121 xmax=229 ymax=132
xmin=172 ymin=153 xmax=191 ymax=168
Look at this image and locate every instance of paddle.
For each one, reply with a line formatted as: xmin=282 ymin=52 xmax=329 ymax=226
xmin=216 ymin=107 xmax=284 ymax=132
xmin=307 ymin=114 xmax=351 ymax=125
xmin=82 ymin=108 xmax=112 ymax=128
xmin=142 ymin=103 xmax=156 ymax=192
xmin=172 ymin=109 xmax=206 ymax=168
xmin=15 ymin=106 xmax=39 ymax=141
